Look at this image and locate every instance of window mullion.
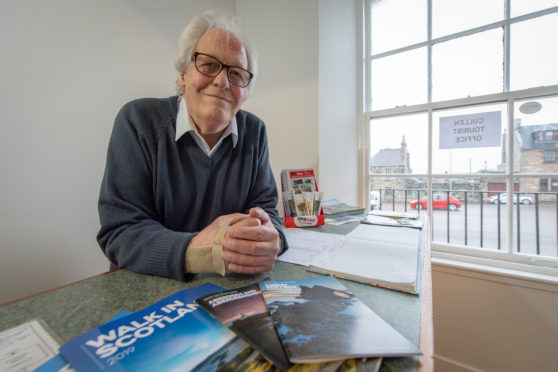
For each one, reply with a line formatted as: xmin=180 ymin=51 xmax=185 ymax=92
xmin=506 ymin=97 xmax=515 ymax=255
xmin=503 ymin=0 xmax=511 ymax=92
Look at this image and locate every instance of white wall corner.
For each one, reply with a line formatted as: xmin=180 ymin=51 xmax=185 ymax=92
xmin=318 ymin=0 xmax=360 ymax=206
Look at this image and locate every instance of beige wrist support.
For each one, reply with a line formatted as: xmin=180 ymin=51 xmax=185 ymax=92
xmin=186 ymin=226 xmax=229 ymax=276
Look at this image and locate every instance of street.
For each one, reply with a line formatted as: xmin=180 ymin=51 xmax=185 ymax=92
xmin=377 ymin=202 xmax=558 ymax=258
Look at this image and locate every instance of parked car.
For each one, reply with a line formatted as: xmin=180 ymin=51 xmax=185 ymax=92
xmin=410 ymin=194 xmax=461 ymax=211
xmin=487 ymin=193 xmax=534 ymax=205
xmin=369 ymin=190 xmax=380 ymax=210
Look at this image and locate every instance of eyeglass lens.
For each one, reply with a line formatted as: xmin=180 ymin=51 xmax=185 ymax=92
xmin=194 ymin=53 xmax=252 ymax=87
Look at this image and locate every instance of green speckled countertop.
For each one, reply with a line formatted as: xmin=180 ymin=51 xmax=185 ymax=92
xmin=0 ymin=222 xmax=423 ymax=371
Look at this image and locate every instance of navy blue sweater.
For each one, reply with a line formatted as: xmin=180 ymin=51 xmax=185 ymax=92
xmin=97 ymin=97 xmax=286 ymax=281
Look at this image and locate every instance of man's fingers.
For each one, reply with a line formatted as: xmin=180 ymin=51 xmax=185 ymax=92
xmin=217 ymin=213 xmax=251 ymax=227
xmin=227 ymin=225 xmax=277 ymax=243
xmin=230 ymin=217 xmax=261 ymax=228
xmin=249 ymin=207 xmax=270 ymax=224
xmin=227 ymin=262 xmax=275 ymax=274
xmin=222 ymin=248 xmax=277 ymax=273
xmin=222 ymin=249 xmax=276 ymax=266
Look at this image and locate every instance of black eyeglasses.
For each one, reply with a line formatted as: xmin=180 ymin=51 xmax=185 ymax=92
xmin=192 ymin=52 xmax=253 ymax=88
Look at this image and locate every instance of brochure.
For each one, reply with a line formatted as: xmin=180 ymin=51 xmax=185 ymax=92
xmin=59 ymin=283 xmax=253 ymax=371
xmin=196 ymin=283 xmax=292 ymax=371
xmin=258 ymin=277 xmax=421 ymax=364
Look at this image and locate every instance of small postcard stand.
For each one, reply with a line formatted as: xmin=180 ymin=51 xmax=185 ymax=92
xmin=281 ymin=168 xmax=325 ymax=228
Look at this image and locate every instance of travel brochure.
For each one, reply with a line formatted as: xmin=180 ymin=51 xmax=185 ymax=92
xmin=195 ymin=283 xmax=292 ymax=371
xmin=259 ymin=277 xmax=420 ymax=364
xmin=24 ymin=277 xmax=419 ymax=371
xmin=58 ymin=283 xmax=255 ymax=371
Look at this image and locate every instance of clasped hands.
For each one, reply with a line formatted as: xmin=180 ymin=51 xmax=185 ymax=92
xmin=187 ymin=207 xmax=280 ymax=275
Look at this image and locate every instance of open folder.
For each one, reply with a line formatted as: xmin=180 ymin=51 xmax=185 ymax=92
xmin=281 ymin=224 xmax=422 ymax=294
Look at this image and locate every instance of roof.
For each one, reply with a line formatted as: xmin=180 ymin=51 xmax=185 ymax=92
xmin=516 ymin=123 xmax=558 ymax=150
xmin=370 ymin=148 xmax=404 ymax=167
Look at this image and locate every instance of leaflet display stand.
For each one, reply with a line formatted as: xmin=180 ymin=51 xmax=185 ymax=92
xmin=281 ymin=168 xmax=325 ymax=228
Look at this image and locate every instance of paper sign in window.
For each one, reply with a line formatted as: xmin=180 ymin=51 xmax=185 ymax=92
xmin=439 ymin=111 xmax=501 ymax=149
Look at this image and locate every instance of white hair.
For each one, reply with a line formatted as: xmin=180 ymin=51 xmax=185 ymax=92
xmin=174 ymin=9 xmax=257 ymax=98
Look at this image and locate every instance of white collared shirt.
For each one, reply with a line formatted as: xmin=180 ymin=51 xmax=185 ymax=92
xmin=175 ymin=96 xmax=238 ymax=156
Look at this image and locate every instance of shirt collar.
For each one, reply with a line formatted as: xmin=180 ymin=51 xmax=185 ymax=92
xmin=175 ymin=96 xmax=238 ymax=154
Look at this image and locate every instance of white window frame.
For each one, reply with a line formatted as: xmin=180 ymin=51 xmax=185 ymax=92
xmin=361 ymin=0 xmax=558 ymax=277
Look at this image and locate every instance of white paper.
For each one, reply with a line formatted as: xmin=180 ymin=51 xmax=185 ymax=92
xmin=439 ymin=111 xmax=501 ymax=149
xmin=327 ymin=215 xmax=362 ymax=225
xmin=279 ymin=229 xmax=345 ymax=265
xmin=0 ymin=319 xmax=60 ymax=371
xmin=318 ymin=224 xmax=420 ymax=285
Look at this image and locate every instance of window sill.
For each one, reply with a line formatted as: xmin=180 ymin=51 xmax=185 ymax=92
xmin=432 ymin=251 xmax=558 ymax=293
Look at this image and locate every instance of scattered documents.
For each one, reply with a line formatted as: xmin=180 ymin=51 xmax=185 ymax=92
xmin=0 ymin=319 xmax=60 ymax=372
xmin=361 ymin=211 xmax=423 ymax=229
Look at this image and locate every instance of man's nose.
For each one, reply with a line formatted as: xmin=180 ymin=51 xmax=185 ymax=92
xmin=213 ymin=68 xmax=230 ymax=88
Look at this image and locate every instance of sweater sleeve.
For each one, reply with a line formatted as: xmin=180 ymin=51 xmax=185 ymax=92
xmin=96 ymin=101 xmax=194 ymax=281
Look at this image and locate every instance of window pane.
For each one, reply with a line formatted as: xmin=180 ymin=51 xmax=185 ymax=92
xmin=432 ymin=0 xmax=504 ymax=38
xmin=432 ymin=103 xmax=507 ymax=174
xmin=514 ymin=95 xmax=558 ymax=175
xmin=511 ymin=0 xmax=558 ymax=18
xmin=512 ymin=177 xmax=558 ymax=258
xmin=432 ymin=29 xmax=504 ymax=102
xmin=430 ymin=177 xmax=509 ymax=250
xmin=510 ymin=13 xmax=558 ymax=91
xmin=369 ymin=176 xmax=426 ymax=216
xmin=371 ymin=48 xmax=427 ymax=110
xmin=370 ymin=0 xmax=426 ymax=54
xmin=370 ymin=113 xmax=428 ymax=175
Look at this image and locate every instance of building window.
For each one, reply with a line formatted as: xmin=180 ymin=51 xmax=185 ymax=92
xmin=364 ymin=0 xmax=558 ymax=274
xmin=535 ymin=130 xmax=558 ymax=142
xmin=544 ymin=150 xmax=557 ymax=163
xmin=540 ymin=178 xmax=549 ymax=191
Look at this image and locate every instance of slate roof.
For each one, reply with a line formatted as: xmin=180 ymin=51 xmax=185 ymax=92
xmin=516 ymin=123 xmax=558 ymax=150
xmin=370 ymin=148 xmax=404 ymax=167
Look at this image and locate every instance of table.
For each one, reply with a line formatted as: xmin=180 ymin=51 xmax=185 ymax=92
xmin=0 ymin=221 xmax=432 ymax=371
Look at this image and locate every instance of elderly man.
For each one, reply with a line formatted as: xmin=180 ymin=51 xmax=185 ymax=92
xmin=97 ymin=9 xmax=287 ymax=281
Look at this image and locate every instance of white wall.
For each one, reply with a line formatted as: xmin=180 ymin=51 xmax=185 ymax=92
xmin=318 ymin=0 xmax=360 ymax=206
xmin=0 ymin=0 xmax=235 ymax=304
xmin=236 ymin=0 xmax=319 ymax=199
xmin=238 ymin=0 xmax=360 ymax=207
xmin=432 ymin=262 xmax=558 ymax=372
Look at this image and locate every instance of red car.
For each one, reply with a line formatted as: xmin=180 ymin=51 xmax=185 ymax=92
xmin=410 ymin=194 xmax=461 ymax=211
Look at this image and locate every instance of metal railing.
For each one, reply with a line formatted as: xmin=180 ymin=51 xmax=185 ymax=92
xmin=370 ymin=188 xmax=558 ymax=257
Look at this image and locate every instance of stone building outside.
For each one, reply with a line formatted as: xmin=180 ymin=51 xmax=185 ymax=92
xmin=370 ymin=122 xmax=558 ymax=203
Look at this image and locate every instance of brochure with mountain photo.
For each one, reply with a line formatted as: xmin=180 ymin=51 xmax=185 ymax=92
xmin=59 ymin=283 xmax=262 ymax=372
xmin=258 ymin=276 xmax=421 ymax=364
xmin=196 ymin=283 xmax=292 ymax=371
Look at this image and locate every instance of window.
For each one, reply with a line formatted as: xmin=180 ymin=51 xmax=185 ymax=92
xmin=540 ymin=178 xmax=549 ymax=191
xmin=544 ymin=150 xmax=557 ymax=163
xmin=363 ymin=0 xmax=558 ymax=275
xmin=535 ymin=130 xmax=558 ymax=142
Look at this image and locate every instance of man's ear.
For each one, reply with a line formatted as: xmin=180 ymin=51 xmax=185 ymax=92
xmin=178 ymin=72 xmax=187 ymax=87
